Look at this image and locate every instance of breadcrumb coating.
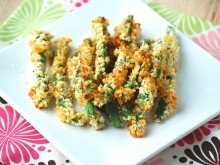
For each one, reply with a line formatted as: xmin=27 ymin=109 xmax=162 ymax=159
xmin=67 ymin=36 xmax=105 ymax=130
xmin=115 ymin=40 xmax=152 ymax=104
xmin=114 ymin=15 xmax=141 ymax=42
xmin=155 ymin=26 xmax=179 ymax=122
xmin=136 ymin=77 xmax=157 ymax=112
xmin=29 ymin=30 xmax=53 ymax=109
xmin=119 ymin=104 xmax=147 ymax=138
xmin=93 ymin=43 xmax=138 ymax=107
xmin=51 ymin=37 xmax=88 ymax=126
xmin=94 ymin=66 xmax=128 ymax=107
xmin=91 ymin=16 xmax=110 ymax=81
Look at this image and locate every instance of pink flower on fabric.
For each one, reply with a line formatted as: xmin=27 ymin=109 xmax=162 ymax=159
xmin=69 ymin=0 xmax=89 ymax=12
xmin=192 ymin=28 xmax=220 ymax=60
xmin=171 ymin=115 xmax=220 ymax=148
xmin=143 ymin=157 xmax=165 ymax=165
xmin=0 ymin=106 xmax=48 ymax=165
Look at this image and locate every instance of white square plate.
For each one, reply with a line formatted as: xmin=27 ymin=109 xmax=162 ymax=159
xmin=0 ymin=0 xmax=220 ymax=164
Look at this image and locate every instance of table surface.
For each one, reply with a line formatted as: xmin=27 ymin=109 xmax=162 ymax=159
xmin=0 ymin=0 xmax=220 ymax=25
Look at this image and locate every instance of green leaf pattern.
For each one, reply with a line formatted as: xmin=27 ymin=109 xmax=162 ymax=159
xmin=148 ymin=2 xmax=217 ymax=36
xmin=0 ymin=0 xmax=66 ymax=43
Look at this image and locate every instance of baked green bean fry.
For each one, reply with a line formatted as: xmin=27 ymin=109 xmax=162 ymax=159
xmin=91 ymin=17 xmax=110 ymax=81
xmin=155 ymin=26 xmax=179 ymax=122
xmin=81 ymin=38 xmax=105 ymax=130
xmin=78 ymin=38 xmax=95 ymax=105
xmin=29 ymin=30 xmax=53 ymax=109
xmin=135 ymin=40 xmax=156 ymax=112
xmin=68 ymin=38 xmax=105 ymax=130
xmin=51 ymin=38 xmax=87 ymax=126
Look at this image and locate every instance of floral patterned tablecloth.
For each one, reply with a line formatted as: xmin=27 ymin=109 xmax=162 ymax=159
xmin=0 ymin=0 xmax=220 ymax=164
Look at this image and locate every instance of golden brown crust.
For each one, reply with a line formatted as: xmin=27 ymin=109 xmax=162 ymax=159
xmin=29 ymin=30 xmax=53 ymax=109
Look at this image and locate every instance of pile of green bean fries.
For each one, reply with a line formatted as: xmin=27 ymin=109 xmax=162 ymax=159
xmin=29 ymin=15 xmax=179 ymax=138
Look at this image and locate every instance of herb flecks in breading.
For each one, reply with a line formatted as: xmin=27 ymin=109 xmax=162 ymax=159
xmin=51 ymin=37 xmax=87 ymax=126
xmin=118 ymin=103 xmax=147 ymax=138
xmin=154 ymin=26 xmax=179 ymax=122
xmin=29 ymin=30 xmax=53 ymax=109
xmin=67 ymin=37 xmax=105 ymax=130
xmin=114 ymin=15 xmax=141 ymax=42
xmin=91 ymin=17 xmax=111 ymax=81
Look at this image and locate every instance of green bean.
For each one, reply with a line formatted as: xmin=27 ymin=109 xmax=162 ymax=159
xmin=104 ymin=102 xmax=124 ymax=128
xmin=85 ymin=100 xmax=95 ymax=117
